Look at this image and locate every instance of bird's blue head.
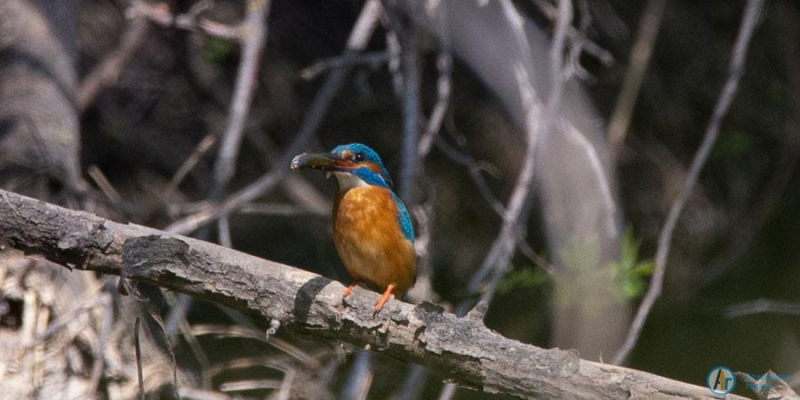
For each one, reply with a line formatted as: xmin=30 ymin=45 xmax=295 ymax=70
xmin=290 ymin=143 xmax=393 ymax=189
xmin=291 ymin=143 xmax=414 ymax=241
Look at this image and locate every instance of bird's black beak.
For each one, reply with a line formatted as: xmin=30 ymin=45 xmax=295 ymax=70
xmin=291 ymin=152 xmax=356 ymax=172
xmin=291 ymin=153 xmax=335 ymax=171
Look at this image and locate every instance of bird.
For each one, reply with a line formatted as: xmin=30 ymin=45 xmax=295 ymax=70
xmin=290 ymin=143 xmax=415 ymax=313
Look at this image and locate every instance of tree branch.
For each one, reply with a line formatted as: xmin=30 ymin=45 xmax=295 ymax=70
xmin=208 ymin=0 xmax=271 ymax=201
xmin=0 ymin=189 xmax=746 ymax=400
xmin=611 ymin=0 xmax=765 ymax=365
xmin=164 ymin=0 xmax=382 ymax=236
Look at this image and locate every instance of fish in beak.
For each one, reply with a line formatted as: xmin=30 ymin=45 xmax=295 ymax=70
xmin=291 ymin=152 xmax=361 ymax=179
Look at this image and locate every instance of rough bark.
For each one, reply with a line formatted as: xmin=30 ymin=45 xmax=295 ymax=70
xmin=0 ymin=189 xmax=745 ymax=400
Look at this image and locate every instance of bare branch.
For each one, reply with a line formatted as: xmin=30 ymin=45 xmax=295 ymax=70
xmin=433 ymin=136 xmax=505 ymax=215
xmin=134 ymin=317 xmax=144 ymax=400
xmin=167 ymin=133 xmax=217 ymax=196
xmin=398 ymin=30 xmax=421 ymax=201
xmin=299 ymin=51 xmax=388 ymax=80
xmin=164 ymin=0 xmax=382 ymax=235
xmin=128 ymin=0 xmax=240 ymax=41
xmin=0 ymin=189 xmax=746 ymax=400
xmin=724 ymin=299 xmax=800 ymax=318
xmin=78 ymin=17 xmax=148 ymax=112
xmin=607 ymin=0 xmax=666 ymax=151
xmin=88 ymin=294 xmax=113 ymax=396
xmin=208 ymin=0 xmax=271 ymax=200
xmin=532 ymin=0 xmax=614 ymax=67
xmin=417 ymin=0 xmax=452 ymax=158
xmin=467 ymin=0 xmax=572 ymax=308
xmin=340 ymin=351 xmax=373 ymax=400
xmin=612 ymin=0 xmax=765 ymax=366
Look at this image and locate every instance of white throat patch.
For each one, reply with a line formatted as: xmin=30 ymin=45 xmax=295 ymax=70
xmin=333 ymin=172 xmax=369 ymax=190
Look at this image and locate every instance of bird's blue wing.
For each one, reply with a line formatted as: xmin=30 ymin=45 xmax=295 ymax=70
xmin=391 ymin=192 xmax=415 ymax=242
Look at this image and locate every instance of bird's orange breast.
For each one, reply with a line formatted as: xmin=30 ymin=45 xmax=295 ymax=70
xmin=333 ymin=187 xmax=416 ymax=295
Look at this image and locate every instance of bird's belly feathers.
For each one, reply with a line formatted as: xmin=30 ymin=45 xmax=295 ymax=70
xmin=333 ymin=187 xmax=416 ymax=295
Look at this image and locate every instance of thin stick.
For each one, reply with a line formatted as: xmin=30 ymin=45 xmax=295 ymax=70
xmin=164 ymin=0 xmax=382 ymax=235
xmin=87 ymin=165 xmax=122 ymax=205
xmin=469 ymin=0 xmax=572 ymax=307
xmin=398 ymin=32 xmax=420 ymax=200
xmin=339 ymin=350 xmax=373 ymax=400
xmin=724 ymin=299 xmax=800 ymax=318
xmin=611 ymin=0 xmax=765 ymax=366
xmin=439 ymin=2 xmax=572 ymax=397
xmin=532 ymin=0 xmax=614 ymax=67
xmin=607 ymin=0 xmax=666 ymax=151
xmin=129 ymin=0 xmax=240 ymax=41
xmin=217 ymin=215 xmax=232 ymax=247
xmin=167 ymin=133 xmax=217 ymax=195
xmin=300 ymin=51 xmax=388 ymax=80
xmin=434 ymin=135 xmax=505 ymax=215
xmin=89 ymin=295 xmax=113 ymax=396
xmin=134 ymin=317 xmax=145 ymax=400
xmin=79 ymin=17 xmax=148 ymax=112
xmin=417 ymin=0 xmax=452 ymax=158
xmin=208 ymin=0 xmax=271 ymax=200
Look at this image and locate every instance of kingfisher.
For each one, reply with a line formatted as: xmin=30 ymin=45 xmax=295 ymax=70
xmin=290 ymin=143 xmax=415 ymax=313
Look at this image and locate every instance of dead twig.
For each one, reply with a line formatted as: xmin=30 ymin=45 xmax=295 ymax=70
xmin=208 ymin=0 xmax=272 ymax=201
xmin=135 ymin=317 xmax=145 ymax=400
xmin=88 ymin=294 xmax=113 ymax=396
xmin=418 ymin=0 xmax=452 ymax=159
xmin=724 ymin=299 xmax=800 ymax=318
xmin=167 ymin=133 xmax=217 ymax=196
xmin=439 ymin=3 xmax=572 ymax=397
xmin=398 ymin=26 xmax=421 ymax=201
xmin=433 ymin=135 xmax=505 ymax=215
xmin=164 ymin=0 xmax=382 ymax=235
xmin=300 ymin=51 xmax=389 ymax=80
xmin=87 ymin=165 xmax=123 ymax=207
xmin=532 ymin=0 xmax=614 ymax=68
xmin=340 ymin=351 xmax=373 ymax=400
xmin=611 ymin=0 xmax=765 ymax=365
xmin=608 ymin=0 xmax=667 ymax=151
xmin=78 ymin=17 xmax=148 ymax=112
xmin=469 ymin=0 xmax=572 ymax=307
xmin=128 ymin=0 xmax=240 ymax=41
xmin=191 ymin=323 xmax=318 ymax=369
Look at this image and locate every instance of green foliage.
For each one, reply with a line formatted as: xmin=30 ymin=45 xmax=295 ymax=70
xmin=496 ymin=228 xmax=653 ymax=300
xmin=496 ymin=265 xmax=550 ymax=295
xmin=612 ymin=227 xmax=654 ymax=300
xmin=203 ymin=37 xmax=236 ymax=64
xmin=716 ymin=130 xmax=755 ymax=157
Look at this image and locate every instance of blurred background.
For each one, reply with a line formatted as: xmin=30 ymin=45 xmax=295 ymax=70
xmin=0 ymin=0 xmax=798 ymax=398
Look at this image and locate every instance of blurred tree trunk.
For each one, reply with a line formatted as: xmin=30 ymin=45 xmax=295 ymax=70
xmin=0 ymin=3 xmax=174 ymax=399
xmin=401 ymin=0 xmax=628 ymax=359
xmin=0 ymin=0 xmax=84 ymax=201
xmin=0 ymin=2 xmax=84 ymax=397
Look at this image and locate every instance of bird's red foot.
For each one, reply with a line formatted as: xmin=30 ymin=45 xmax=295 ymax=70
xmin=343 ymin=282 xmax=357 ymax=298
xmin=374 ymin=284 xmax=395 ymax=313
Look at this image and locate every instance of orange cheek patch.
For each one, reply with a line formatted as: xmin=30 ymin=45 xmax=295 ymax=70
xmin=365 ymin=163 xmax=381 ymax=175
xmin=334 ymin=159 xmax=359 ymax=169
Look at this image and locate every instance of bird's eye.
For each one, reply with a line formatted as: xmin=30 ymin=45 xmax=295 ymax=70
xmin=354 ymin=152 xmax=365 ymax=162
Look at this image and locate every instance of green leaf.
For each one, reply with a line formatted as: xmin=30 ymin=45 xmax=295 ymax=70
xmin=497 ymin=266 xmax=550 ymax=295
xmin=611 ymin=226 xmax=654 ymax=300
